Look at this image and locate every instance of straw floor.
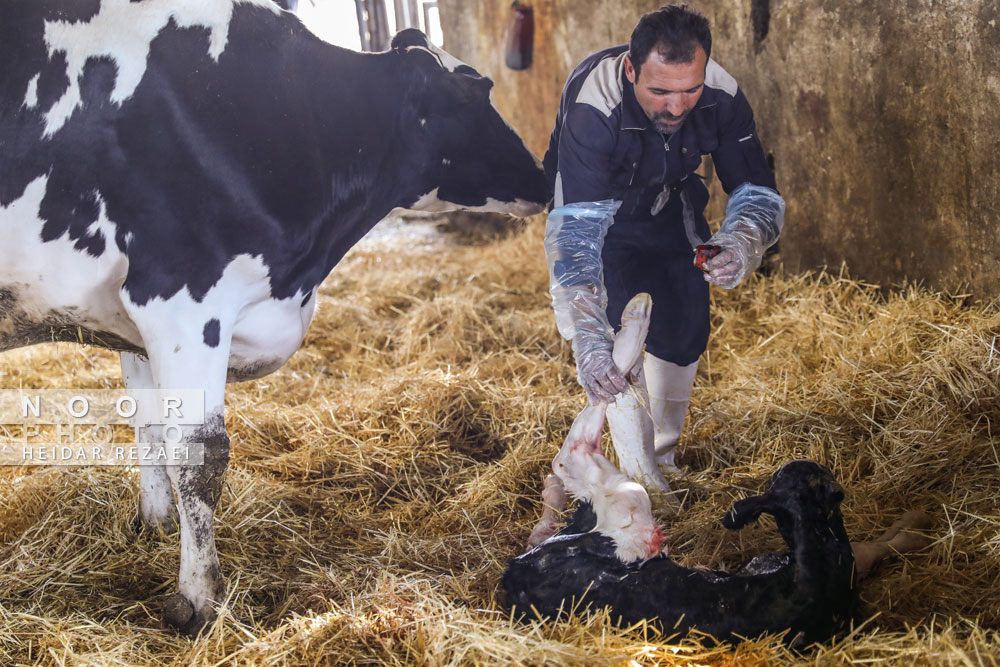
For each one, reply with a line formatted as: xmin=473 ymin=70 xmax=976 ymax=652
xmin=0 ymin=213 xmax=998 ymax=665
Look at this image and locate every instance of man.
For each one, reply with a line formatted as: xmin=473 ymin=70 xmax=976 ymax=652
xmin=543 ymin=5 xmax=784 ymax=497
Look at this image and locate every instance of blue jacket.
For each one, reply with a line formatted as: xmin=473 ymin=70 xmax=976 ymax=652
xmin=543 ymin=44 xmax=776 ymax=224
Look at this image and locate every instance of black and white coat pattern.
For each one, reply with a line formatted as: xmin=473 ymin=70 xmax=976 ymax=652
xmin=1 ymin=0 xmax=548 ymax=633
xmin=504 ymin=460 xmax=857 ymax=647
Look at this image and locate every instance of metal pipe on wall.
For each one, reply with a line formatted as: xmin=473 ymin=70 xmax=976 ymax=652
xmin=354 ymin=0 xmax=369 ymax=50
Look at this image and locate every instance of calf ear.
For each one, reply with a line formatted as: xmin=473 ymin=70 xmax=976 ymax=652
xmin=722 ymin=494 xmax=774 ymax=530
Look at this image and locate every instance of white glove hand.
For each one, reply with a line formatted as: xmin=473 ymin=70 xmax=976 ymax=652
xmin=572 ymin=330 xmax=628 ymax=404
xmin=701 ymin=183 xmax=785 ymax=289
xmin=701 ymin=229 xmax=758 ymax=289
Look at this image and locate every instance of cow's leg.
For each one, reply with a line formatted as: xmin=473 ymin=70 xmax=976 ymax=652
xmin=135 ymin=324 xmax=233 ymax=635
xmin=161 ymin=410 xmax=229 ymax=634
xmin=121 ymin=351 xmax=177 ymax=532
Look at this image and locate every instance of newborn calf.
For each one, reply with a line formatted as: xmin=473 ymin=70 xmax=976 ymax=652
xmin=507 ymin=461 xmax=866 ymax=646
xmin=529 ymin=293 xmax=672 ymax=558
xmin=516 ymin=293 xmax=932 ymax=644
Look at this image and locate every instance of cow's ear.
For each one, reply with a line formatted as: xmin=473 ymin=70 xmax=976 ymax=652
xmin=391 ymin=28 xmax=430 ymax=52
xmin=471 ymin=76 xmax=494 ymax=96
xmin=454 ymin=75 xmax=493 ymax=101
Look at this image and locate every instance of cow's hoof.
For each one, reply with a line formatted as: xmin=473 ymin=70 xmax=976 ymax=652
xmin=163 ymin=592 xmax=194 ymax=629
xmin=163 ymin=593 xmax=214 ymax=636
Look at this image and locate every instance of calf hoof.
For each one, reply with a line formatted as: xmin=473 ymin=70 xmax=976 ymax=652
xmin=853 ymin=511 xmax=935 ymax=580
xmin=527 ymin=520 xmax=559 ymax=547
xmin=163 ymin=592 xmax=215 ymax=636
xmin=881 ymin=510 xmax=934 ymax=553
xmin=879 ymin=510 xmax=932 ymax=539
xmin=658 ymin=461 xmax=684 ymax=477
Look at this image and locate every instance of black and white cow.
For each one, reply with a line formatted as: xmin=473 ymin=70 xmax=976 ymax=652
xmin=1 ymin=0 xmax=548 ymax=633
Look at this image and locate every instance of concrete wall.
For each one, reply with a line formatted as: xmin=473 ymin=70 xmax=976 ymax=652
xmin=438 ymin=0 xmax=1000 ymax=296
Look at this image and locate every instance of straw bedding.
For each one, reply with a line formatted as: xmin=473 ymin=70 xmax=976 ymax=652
xmin=0 ymin=214 xmax=997 ymax=665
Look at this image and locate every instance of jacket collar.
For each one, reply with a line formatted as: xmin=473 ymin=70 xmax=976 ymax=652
xmin=620 ymin=71 xmax=651 ymax=131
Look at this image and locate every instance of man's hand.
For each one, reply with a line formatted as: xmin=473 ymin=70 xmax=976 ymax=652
xmin=573 ymin=334 xmax=628 ymax=404
xmin=700 ymin=231 xmax=754 ymax=289
xmin=701 ymin=240 xmax=744 ymax=289
xmin=702 ymin=183 xmax=786 ymax=289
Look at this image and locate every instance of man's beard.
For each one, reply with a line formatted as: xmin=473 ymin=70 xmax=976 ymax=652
xmin=652 ymin=111 xmax=688 ymax=134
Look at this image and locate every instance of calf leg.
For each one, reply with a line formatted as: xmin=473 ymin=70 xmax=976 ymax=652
xmin=606 ymin=367 xmax=679 ymax=509
xmin=852 ymin=511 xmax=934 ymax=579
xmin=543 ymin=294 xmax=666 ymax=561
xmin=605 ymin=296 xmax=680 ymax=511
xmin=551 ymin=404 xmax=663 ymax=562
xmin=527 ymin=474 xmax=567 ymax=547
xmin=121 ymin=352 xmax=177 ymax=532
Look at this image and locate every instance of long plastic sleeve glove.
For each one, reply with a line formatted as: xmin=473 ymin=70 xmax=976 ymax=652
xmin=703 ymin=183 xmax=786 ymax=289
xmin=545 ymin=200 xmax=628 ymax=404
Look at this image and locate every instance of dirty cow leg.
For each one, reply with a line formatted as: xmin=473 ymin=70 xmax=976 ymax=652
xmin=129 ymin=312 xmax=234 ymax=635
xmin=121 ymin=351 xmax=177 ymax=532
xmin=162 ymin=412 xmax=230 ymax=633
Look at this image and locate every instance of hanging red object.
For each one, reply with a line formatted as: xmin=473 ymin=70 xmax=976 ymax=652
xmin=694 ymin=244 xmax=723 ymax=272
xmin=504 ymin=1 xmax=534 ymax=71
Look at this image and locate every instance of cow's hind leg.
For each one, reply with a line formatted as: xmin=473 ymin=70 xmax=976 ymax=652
xmin=122 ymin=352 xmax=177 ymax=532
xmin=132 ymin=318 xmax=234 ymax=635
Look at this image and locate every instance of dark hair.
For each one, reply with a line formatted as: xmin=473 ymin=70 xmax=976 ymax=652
xmin=629 ymin=5 xmax=712 ymax=78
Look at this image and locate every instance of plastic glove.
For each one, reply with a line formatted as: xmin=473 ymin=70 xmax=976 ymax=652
xmin=545 ymin=200 xmax=627 ymax=403
xmin=701 ymin=229 xmax=757 ymax=289
xmin=702 ymin=183 xmax=785 ymax=289
xmin=570 ymin=297 xmax=628 ymax=403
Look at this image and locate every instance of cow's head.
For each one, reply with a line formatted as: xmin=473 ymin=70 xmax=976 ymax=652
xmin=392 ymin=30 xmax=549 ymax=217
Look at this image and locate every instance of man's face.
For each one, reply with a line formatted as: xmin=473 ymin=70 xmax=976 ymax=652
xmin=625 ymin=45 xmax=707 ymax=134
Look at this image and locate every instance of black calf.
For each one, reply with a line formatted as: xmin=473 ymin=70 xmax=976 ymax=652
xmin=502 ymin=460 xmax=856 ymax=647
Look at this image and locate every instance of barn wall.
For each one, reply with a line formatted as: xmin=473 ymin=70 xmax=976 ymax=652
xmin=437 ymin=0 xmax=1000 ymax=296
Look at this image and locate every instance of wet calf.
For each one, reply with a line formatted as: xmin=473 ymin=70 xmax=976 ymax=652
xmin=506 ymin=461 xmax=862 ymax=646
